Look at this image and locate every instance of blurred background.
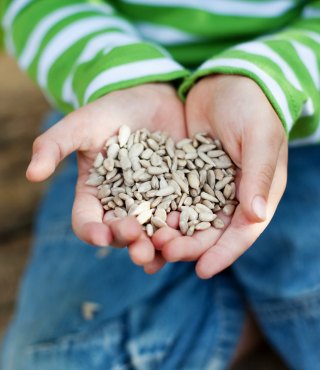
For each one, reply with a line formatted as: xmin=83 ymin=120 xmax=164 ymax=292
xmin=0 ymin=53 xmax=288 ymax=370
xmin=0 ymin=53 xmax=49 ymax=340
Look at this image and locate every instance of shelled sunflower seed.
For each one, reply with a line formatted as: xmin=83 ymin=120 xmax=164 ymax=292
xmin=87 ymin=125 xmax=238 ymax=237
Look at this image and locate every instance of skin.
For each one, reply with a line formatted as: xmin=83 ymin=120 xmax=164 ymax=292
xmin=152 ymin=75 xmax=288 ymax=278
xmin=26 ymin=83 xmax=187 ymax=266
xmin=27 ymin=76 xmax=288 ymax=279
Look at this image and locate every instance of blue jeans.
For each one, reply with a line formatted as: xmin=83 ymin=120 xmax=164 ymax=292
xmin=1 ymin=116 xmax=320 ymax=369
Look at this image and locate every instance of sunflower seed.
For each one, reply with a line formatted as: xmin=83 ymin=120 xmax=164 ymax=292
xmin=93 ymin=153 xmax=104 ymax=168
xmin=215 ymin=190 xmax=226 ymax=204
xmin=197 ymin=144 xmax=216 ymax=152
xmin=222 ymin=204 xmax=236 ymax=216
xmin=151 ymin=216 xmax=167 ymax=228
xmin=86 ymin=174 xmax=104 ymax=186
xmin=176 ymin=138 xmax=192 ymax=149
xmin=187 ymin=171 xmax=200 ymax=189
xmin=103 ymin=158 xmax=115 ymax=172
xmin=151 ymin=197 xmax=163 ymax=208
xmin=138 ymin=182 xmax=152 ymax=193
xmin=215 ymin=176 xmax=233 ymax=190
xmin=144 ymin=223 xmax=153 ymax=237
xmin=147 ymin=166 xmax=168 ymax=175
xmin=105 ymin=135 xmax=118 ymax=147
xmin=89 ymin=126 xmax=237 ymax=238
xmin=213 ymin=218 xmax=224 ymax=229
xmin=151 ymin=152 xmax=162 ymax=166
xmin=141 ymin=148 xmax=154 ymax=160
xmin=172 ymin=173 xmax=189 ymax=194
xmin=107 ymin=143 xmax=120 ymax=159
xmin=137 ymin=209 xmax=153 ymax=225
xmin=207 ymin=150 xmax=225 ymax=158
xmin=118 ymin=125 xmax=131 ymax=147
xmin=199 ymin=212 xmax=216 ymax=222
xmin=129 ymin=143 xmax=144 ymax=158
xmin=156 ymin=186 xmax=175 ymax=197
xmin=98 ymin=185 xmax=111 ymax=199
xmin=114 ymin=207 xmax=127 ymax=218
xmin=195 ymin=222 xmax=211 ymax=231
xmin=195 ymin=203 xmax=212 ymax=214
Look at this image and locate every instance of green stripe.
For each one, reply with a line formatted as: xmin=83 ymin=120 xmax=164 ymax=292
xmin=73 ymin=42 xmax=176 ymax=104
xmin=289 ymin=115 xmax=319 ymax=141
xmin=166 ymin=39 xmax=244 ymax=68
xmin=110 ymin=1 xmax=303 ymax=37
xmin=267 ymin=38 xmax=320 ymax=134
xmin=46 ymin=29 xmax=113 ymax=109
xmin=26 ymin=13 xmax=127 ymax=79
xmin=181 ymin=48 xmax=306 ymax=130
xmin=86 ymin=69 xmax=189 ymax=106
xmin=12 ymin=4 xmax=104 ymax=56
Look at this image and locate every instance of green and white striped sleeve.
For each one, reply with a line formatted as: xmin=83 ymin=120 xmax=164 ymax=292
xmin=180 ymin=1 xmax=320 ymax=144
xmin=1 ymin=0 xmax=189 ymax=113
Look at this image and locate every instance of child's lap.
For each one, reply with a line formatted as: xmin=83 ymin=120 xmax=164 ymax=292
xmin=2 ymin=140 xmax=320 ymax=370
xmin=232 ymin=144 xmax=320 ymax=370
xmin=1 ymin=153 xmax=245 ymax=370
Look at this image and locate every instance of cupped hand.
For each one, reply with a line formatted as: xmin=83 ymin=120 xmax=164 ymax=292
xmin=154 ymin=75 xmax=288 ymax=278
xmin=26 ymin=83 xmax=187 ymax=267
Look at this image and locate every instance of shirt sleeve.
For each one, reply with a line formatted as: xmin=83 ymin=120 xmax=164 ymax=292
xmin=1 ymin=0 xmax=189 ymax=113
xmin=179 ymin=1 xmax=320 ymax=144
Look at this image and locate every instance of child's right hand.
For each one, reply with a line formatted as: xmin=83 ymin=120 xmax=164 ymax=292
xmin=26 ymin=83 xmax=187 ymax=267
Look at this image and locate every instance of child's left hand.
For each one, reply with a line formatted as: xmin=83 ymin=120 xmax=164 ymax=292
xmin=151 ymin=74 xmax=288 ymax=278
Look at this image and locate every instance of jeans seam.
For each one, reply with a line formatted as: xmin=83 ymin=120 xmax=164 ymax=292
xmin=205 ymin=276 xmax=245 ymax=370
xmin=252 ymin=294 xmax=320 ymax=322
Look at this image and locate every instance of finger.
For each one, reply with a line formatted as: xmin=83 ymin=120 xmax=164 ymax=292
xmin=144 ymin=252 xmax=167 ymax=274
xmin=150 ymin=211 xmax=181 ymax=250
xmin=166 ymin=211 xmax=180 ymax=229
xmin=26 ymin=114 xmax=86 ymax=182
xmin=152 ymin=227 xmax=181 ymax=250
xmin=161 ymin=213 xmax=230 ymax=262
xmin=196 ymin=144 xmax=288 ymax=279
xmin=128 ymin=232 xmax=155 ymax=265
xmin=107 ymin=216 xmax=143 ymax=248
xmin=240 ymin=119 xmax=284 ymax=223
xmin=72 ymin=185 xmax=112 ymax=247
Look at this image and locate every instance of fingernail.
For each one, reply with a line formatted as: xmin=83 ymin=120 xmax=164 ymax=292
xmin=252 ymin=196 xmax=267 ymax=220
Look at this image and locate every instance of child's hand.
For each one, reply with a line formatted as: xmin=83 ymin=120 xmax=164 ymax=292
xmin=26 ymin=83 xmax=187 ymax=267
xmin=153 ymin=75 xmax=288 ymax=278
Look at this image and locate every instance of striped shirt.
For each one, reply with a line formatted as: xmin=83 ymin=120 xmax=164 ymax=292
xmin=1 ymin=0 xmax=320 ymax=144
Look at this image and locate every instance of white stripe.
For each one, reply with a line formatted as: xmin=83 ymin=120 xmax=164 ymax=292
xmin=235 ymin=41 xmax=314 ymax=117
xmin=83 ymin=58 xmax=184 ymax=104
xmin=235 ymin=42 xmax=302 ymax=90
xmin=2 ymin=0 xmax=31 ymax=54
xmin=37 ymin=17 xmax=137 ymax=88
xmin=62 ymin=33 xmax=140 ymax=104
xmin=2 ymin=0 xmax=30 ymax=29
xmin=19 ymin=4 xmax=112 ymax=69
xmin=291 ymin=41 xmax=320 ymax=90
xmin=135 ymin=22 xmax=203 ymax=45
xmin=122 ymin=0 xmax=294 ymax=17
xmin=302 ymin=6 xmax=320 ymax=19
xmin=199 ymin=58 xmax=294 ymax=129
xmin=304 ymin=31 xmax=320 ymax=45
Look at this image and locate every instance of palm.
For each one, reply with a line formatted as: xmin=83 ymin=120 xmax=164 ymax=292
xmin=153 ymin=75 xmax=287 ymax=279
xmin=72 ymin=83 xmax=187 ymax=257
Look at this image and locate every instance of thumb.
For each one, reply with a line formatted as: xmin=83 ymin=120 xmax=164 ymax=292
xmin=239 ymin=126 xmax=282 ymax=223
xmin=26 ymin=113 xmax=84 ymax=182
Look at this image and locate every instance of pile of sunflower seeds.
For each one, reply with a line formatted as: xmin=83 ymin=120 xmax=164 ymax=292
xmin=86 ymin=125 xmax=237 ymax=237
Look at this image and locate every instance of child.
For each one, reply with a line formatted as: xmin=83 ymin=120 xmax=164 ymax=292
xmin=1 ymin=1 xmax=320 ymax=369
